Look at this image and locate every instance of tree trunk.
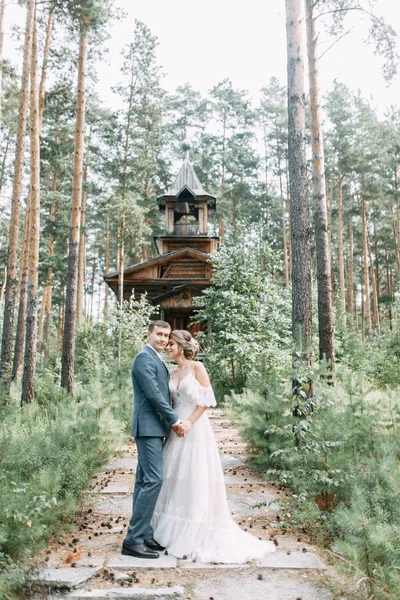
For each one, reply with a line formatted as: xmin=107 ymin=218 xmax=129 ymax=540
xmin=0 ymin=0 xmax=5 ymax=126
xmin=57 ymin=286 xmax=64 ymax=352
xmin=12 ymin=203 xmax=30 ymax=381
xmin=285 ymin=163 xmax=292 ymax=279
xmin=38 ymin=168 xmax=57 ymax=353
xmin=118 ymin=59 xmax=135 ymax=309
xmin=337 ymin=163 xmax=346 ymax=317
xmin=89 ymin=250 xmax=97 ymax=324
xmin=0 ymin=0 xmax=35 ymax=389
xmin=61 ymin=19 xmax=87 ymax=395
xmin=77 ymin=165 xmax=87 ymax=326
xmin=21 ymin=15 xmax=40 ymax=405
xmin=394 ymin=166 xmax=400 ymax=279
xmin=305 ymin=0 xmax=334 ymax=368
xmin=38 ymin=0 xmax=55 ymax=133
xmin=361 ymin=183 xmax=372 ymax=334
xmin=285 ymin=0 xmax=313 ymax=370
xmin=348 ymin=211 xmax=355 ymax=317
xmin=104 ymin=211 xmax=110 ymax=322
xmin=368 ymin=233 xmax=381 ymax=335
xmin=0 ymin=131 xmax=10 ymax=192
xmin=328 ymin=175 xmax=334 ymax=307
xmin=277 ymin=145 xmax=289 ymax=288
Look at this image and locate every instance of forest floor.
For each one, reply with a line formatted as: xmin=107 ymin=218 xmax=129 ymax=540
xmin=31 ymin=409 xmax=346 ymax=600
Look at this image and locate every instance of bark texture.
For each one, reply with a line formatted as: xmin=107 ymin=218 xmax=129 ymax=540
xmin=0 ymin=0 xmax=35 ymax=388
xmin=38 ymin=0 xmax=55 ymax=133
xmin=12 ymin=204 xmax=30 ymax=381
xmin=285 ymin=0 xmax=312 ymax=365
xmin=361 ymin=184 xmax=372 ymax=333
xmin=21 ymin=16 xmax=40 ymax=405
xmin=337 ymin=164 xmax=346 ymax=316
xmin=77 ymin=165 xmax=87 ymax=326
xmin=305 ymin=0 xmax=334 ymax=367
xmin=61 ymin=20 xmax=87 ymax=394
xmin=0 ymin=0 xmax=5 ymax=125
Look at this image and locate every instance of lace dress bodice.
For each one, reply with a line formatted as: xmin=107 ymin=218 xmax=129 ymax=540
xmin=169 ymin=372 xmax=216 ymax=414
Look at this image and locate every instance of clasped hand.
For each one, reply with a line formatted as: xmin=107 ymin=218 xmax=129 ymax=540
xmin=171 ymin=420 xmax=192 ymax=437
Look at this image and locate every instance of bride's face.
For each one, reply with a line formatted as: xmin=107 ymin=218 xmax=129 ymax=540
xmin=166 ymin=338 xmax=180 ymax=359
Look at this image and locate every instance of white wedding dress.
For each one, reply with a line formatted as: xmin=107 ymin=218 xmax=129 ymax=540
xmin=151 ymin=372 xmax=275 ymax=563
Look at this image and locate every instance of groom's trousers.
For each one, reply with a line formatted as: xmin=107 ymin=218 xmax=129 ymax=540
xmin=125 ymin=436 xmax=164 ymax=545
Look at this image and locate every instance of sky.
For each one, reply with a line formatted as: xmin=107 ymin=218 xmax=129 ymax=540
xmin=3 ymin=0 xmax=400 ymax=113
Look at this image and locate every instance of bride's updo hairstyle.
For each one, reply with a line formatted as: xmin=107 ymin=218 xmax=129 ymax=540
xmin=170 ymin=330 xmax=200 ymax=360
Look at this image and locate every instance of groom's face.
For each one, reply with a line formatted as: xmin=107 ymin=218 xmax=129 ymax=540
xmin=147 ymin=326 xmax=171 ymax=353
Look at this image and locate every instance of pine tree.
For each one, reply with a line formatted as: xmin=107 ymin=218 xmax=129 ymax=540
xmin=0 ymin=0 xmax=35 ymax=390
xmin=285 ymin=0 xmax=313 ymax=373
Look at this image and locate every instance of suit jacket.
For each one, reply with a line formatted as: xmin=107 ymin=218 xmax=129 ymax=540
xmin=131 ymin=345 xmax=179 ymax=437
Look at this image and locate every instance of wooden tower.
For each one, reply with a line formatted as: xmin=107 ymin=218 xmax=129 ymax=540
xmin=104 ymin=141 xmax=218 ymax=331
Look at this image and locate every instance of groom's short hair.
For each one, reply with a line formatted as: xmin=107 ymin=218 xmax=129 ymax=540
xmin=148 ymin=320 xmax=171 ymax=333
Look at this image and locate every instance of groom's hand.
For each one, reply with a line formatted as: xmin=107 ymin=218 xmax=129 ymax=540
xmin=171 ymin=423 xmax=185 ymax=437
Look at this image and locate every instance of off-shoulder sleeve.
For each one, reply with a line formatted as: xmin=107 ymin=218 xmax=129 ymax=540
xmin=190 ymin=376 xmax=217 ymax=407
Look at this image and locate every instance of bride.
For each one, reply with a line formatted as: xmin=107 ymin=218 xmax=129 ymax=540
xmin=151 ymin=329 xmax=275 ymax=564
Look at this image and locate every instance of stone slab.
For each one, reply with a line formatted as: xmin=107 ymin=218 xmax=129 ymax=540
xmin=76 ymin=557 xmax=105 ymax=568
xmin=227 ymin=491 xmax=278 ymax=516
xmin=180 ymin=560 xmax=250 ymax=570
xmin=51 ymin=587 xmax=184 ymax=599
xmin=192 ymin=571 xmax=331 ymax=600
xmin=32 ymin=567 xmax=97 ymax=589
xmin=90 ymin=496 xmax=132 ymax=516
xmin=107 ymin=554 xmax=177 ymax=570
xmin=105 ymin=458 xmax=138 ymax=471
xmin=88 ymin=486 xmax=130 ymax=495
xmin=256 ymin=550 xmax=327 ymax=570
xmin=220 ymin=454 xmax=245 ymax=469
xmin=224 ymin=474 xmax=267 ymax=485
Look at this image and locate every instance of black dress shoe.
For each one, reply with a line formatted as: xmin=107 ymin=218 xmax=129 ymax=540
xmin=121 ymin=541 xmax=159 ymax=559
xmin=144 ymin=538 xmax=166 ymax=551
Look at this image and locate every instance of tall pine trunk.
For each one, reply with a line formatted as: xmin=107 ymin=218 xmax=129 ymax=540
xmin=305 ymin=0 xmax=334 ymax=368
xmin=348 ymin=210 xmax=355 ymax=317
xmin=21 ymin=16 xmax=40 ymax=405
xmin=337 ymin=163 xmax=346 ymax=317
xmin=61 ymin=18 xmax=87 ymax=394
xmin=285 ymin=0 xmax=312 ymax=370
xmin=12 ymin=204 xmax=30 ymax=381
xmin=38 ymin=169 xmax=57 ymax=353
xmin=0 ymin=0 xmax=35 ymax=388
xmin=361 ymin=182 xmax=372 ymax=334
xmin=368 ymin=234 xmax=381 ymax=335
xmin=38 ymin=0 xmax=55 ymax=133
xmin=0 ymin=0 xmax=5 ymax=125
xmin=77 ymin=165 xmax=87 ymax=326
xmin=104 ymin=211 xmax=110 ymax=322
xmin=277 ymin=144 xmax=289 ymax=288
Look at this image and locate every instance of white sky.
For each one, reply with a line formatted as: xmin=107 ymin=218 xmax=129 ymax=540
xmin=3 ymin=0 xmax=400 ymax=112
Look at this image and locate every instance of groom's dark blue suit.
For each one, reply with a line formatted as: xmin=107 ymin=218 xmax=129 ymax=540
xmin=124 ymin=345 xmax=179 ymax=546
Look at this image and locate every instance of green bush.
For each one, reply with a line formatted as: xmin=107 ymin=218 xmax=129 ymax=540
xmin=0 ymin=372 xmax=130 ymax=599
xmin=228 ymin=366 xmax=400 ymax=599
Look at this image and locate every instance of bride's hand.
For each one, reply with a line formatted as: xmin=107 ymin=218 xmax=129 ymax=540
xmin=180 ymin=420 xmax=192 ymax=434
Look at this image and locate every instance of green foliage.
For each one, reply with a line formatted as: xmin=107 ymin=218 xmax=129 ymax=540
xmin=228 ymin=364 xmax=400 ymax=599
xmin=0 ymin=361 xmax=133 ymax=598
xmin=194 ymin=221 xmax=291 ymax=399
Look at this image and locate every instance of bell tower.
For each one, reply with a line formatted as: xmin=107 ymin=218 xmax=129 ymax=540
xmin=104 ymin=140 xmax=218 ymax=332
xmin=155 ymin=140 xmax=218 ymax=255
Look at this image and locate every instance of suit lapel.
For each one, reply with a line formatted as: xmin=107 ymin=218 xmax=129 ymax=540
xmin=144 ymin=345 xmax=169 ymax=382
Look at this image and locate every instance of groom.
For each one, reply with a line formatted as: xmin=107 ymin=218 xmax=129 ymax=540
xmin=122 ymin=320 xmax=184 ymax=559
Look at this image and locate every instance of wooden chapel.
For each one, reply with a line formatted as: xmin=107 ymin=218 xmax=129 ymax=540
xmin=104 ymin=141 xmax=219 ymax=333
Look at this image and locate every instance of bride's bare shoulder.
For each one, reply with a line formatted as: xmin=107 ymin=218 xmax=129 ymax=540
xmin=192 ymin=361 xmax=210 ymax=386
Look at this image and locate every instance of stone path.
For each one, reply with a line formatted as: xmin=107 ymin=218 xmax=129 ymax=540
xmin=33 ymin=409 xmax=336 ymax=600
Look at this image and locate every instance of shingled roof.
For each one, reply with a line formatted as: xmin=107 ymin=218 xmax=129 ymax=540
xmin=158 ymin=140 xmax=216 ymax=201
